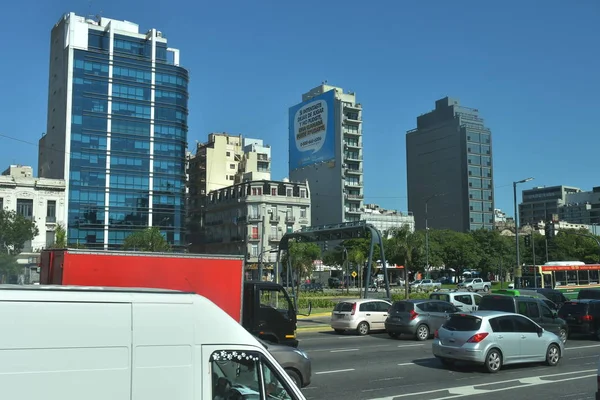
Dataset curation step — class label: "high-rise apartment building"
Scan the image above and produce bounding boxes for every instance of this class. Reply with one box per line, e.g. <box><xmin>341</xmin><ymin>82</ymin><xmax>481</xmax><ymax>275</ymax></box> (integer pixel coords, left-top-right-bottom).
<box><xmin>406</xmin><ymin>97</ymin><xmax>494</xmax><ymax>232</ymax></box>
<box><xmin>186</xmin><ymin>133</ymin><xmax>272</xmax><ymax>249</ymax></box>
<box><xmin>38</xmin><ymin>13</ymin><xmax>189</xmax><ymax>249</ymax></box>
<box><xmin>289</xmin><ymin>84</ymin><xmax>364</xmax><ymax>225</ymax></box>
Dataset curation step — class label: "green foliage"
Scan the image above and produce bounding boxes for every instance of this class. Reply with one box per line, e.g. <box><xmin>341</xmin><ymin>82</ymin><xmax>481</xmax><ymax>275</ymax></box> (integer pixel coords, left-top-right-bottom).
<box><xmin>385</xmin><ymin>225</ymin><xmax>424</xmax><ymax>271</ymax></box>
<box><xmin>0</xmin><ymin>253</ymin><xmax>20</xmax><ymax>283</ymax></box>
<box><xmin>48</xmin><ymin>223</ymin><xmax>67</xmax><ymax>249</ymax></box>
<box><xmin>122</xmin><ymin>227</ymin><xmax>172</xmax><ymax>252</ymax></box>
<box><xmin>0</xmin><ymin>209</ymin><xmax>38</xmax><ymax>254</ymax></box>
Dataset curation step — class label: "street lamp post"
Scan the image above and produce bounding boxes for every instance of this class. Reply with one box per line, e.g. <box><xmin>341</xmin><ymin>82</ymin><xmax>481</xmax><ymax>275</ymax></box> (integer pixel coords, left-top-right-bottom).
<box><xmin>424</xmin><ymin>193</ymin><xmax>446</xmax><ymax>279</ymax></box>
<box><xmin>513</xmin><ymin>177</ymin><xmax>534</xmax><ymax>289</ymax></box>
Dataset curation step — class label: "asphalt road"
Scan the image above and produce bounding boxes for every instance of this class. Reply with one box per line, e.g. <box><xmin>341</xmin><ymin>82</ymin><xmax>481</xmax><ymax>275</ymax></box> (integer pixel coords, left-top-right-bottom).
<box><xmin>297</xmin><ymin>329</ymin><xmax>599</xmax><ymax>400</ymax></box>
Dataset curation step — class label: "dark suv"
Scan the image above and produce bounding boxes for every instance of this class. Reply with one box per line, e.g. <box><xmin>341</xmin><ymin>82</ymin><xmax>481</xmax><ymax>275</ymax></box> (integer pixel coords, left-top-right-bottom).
<box><xmin>558</xmin><ymin>300</ymin><xmax>600</xmax><ymax>340</ymax></box>
<box><xmin>478</xmin><ymin>294</ymin><xmax>568</xmax><ymax>343</ymax></box>
<box><xmin>578</xmin><ymin>289</ymin><xmax>600</xmax><ymax>300</ymax></box>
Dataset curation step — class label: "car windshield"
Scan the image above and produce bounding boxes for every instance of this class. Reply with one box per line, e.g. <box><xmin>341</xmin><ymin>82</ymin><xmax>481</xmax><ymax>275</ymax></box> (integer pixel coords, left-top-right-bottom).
<box><xmin>444</xmin><ymin>315</ymin><xmax>482</xmax><ymax>331</ymax></box>
<box><xmin>478</xmin><ymin>296</ymin><xmax>514</xmax><ymax>312</ymax></box>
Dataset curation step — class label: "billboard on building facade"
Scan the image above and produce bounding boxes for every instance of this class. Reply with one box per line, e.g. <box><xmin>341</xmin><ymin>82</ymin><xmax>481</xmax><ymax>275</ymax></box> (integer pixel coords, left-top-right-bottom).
<box><xmin>289</xmin><ymin>89</ymin><xmax>336</xmax><ymax>170</ymax></box>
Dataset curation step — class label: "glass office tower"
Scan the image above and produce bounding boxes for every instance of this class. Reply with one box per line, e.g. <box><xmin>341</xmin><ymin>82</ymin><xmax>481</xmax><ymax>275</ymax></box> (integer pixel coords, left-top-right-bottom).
<box><xmin>38</xmin><ymin>13</ymin><xmax>188</xmax><ymax>249</ymax></box>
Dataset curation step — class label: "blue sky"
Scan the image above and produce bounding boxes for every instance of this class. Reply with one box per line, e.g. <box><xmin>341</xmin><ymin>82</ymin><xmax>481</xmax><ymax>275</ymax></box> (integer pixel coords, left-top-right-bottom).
<box><xmin>1</xmin><ymin>0</ymin><xmax>598</xmax><ymax>218</ymax></box>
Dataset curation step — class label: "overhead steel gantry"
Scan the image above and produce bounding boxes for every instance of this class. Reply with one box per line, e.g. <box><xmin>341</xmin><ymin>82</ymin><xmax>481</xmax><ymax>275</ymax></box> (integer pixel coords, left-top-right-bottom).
<box><xmin>277</xmin><ymin>221</ymin><xmax>391</xmax><ymax>301</ymax></box>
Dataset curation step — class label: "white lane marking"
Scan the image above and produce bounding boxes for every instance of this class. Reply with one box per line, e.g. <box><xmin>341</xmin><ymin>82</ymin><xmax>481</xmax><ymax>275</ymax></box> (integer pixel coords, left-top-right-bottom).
<box><xmin>566</xmin><ymin>344</ymin><xmax>600</xmax><ymax>350</ymax></box>
<box><xmin>366</xmin><ymin>369</ymin><xmax>596</xmax><ymax>400</ymax></box>
<box><xmin>569</xmin><ymin>355</ymin><xmax>598</xmax><ymax>360</ymax></box>
<box><xmin>310</xmin><ymin>343</ymin><xmax>395</xmax><ymax>353</ymax></box>
<box><xmin>371</xmin><ymin>376</ymin><xmax>405</xmax><ymax>383</ymax></box>
<box><xmin>330</xmin><ymin>348</ymin><xmax>359</xmax><ymax>353</ymax></box>
<box><xmin>397</xmin><ymin>344</ymin><xmax>425</xmax><ymax>348</ymax></box>
<box><xmin>315</xmin><ymin>368</ymin><xmax>355</xmax><ymax>375</ymax></box>
<box><xmin>338</xmin><ymin>335</ymin><xmax>368</xmax><ymax>339</ymax></box>
<box><xmin>301</xmin><ymin>387</ymin><xmax>319</xmax><ymax>390</ymax></box>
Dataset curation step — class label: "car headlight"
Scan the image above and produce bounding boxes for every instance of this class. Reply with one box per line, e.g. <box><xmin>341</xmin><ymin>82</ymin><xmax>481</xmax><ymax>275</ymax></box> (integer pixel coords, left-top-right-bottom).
<box><xmin>293</xmin><ymin>349</ymin><xmax>309</xmax><ymax>359</ymax></box>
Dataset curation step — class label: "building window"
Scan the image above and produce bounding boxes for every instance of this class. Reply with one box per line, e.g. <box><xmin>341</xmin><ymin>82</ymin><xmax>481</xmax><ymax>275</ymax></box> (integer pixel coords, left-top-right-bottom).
<box><xmin>0</xmin><ymin>197</ymin><xmax>3</xmax><ymax>210</ymax></box>
<box><xmin>251</xmin><ymin>226</ymin><xmax>259</xmax><ymax>239</ymax></box>
<box><xmin>16</xmin><ymin>199</ymin><xmax>34</xmax><ymax>219</ymax></box>
<box><xmin>47</xmin><ymin>200</ymin><xmax>56</xmax><ymax>222</ymax></box>
<box><xmin>271</xmin><ymin>188</ymin><xmax>277</xmax><ymax>196</ymax></box>
<box><xmin>300</xmin><ymin>189</ymin><xmax>306</xmax><ymax>198</ymax></box>
<box><xmin>252</xmin><ymin>187</ymin><xmax>262</xmax><ymax>196</ymax></box>
<box><xmin>286</xmin><ymin>225</ymin><xmax>293</xmax><ymax>233</ymax></box>
<box><xmin>230</xmin><ymin>164</ymin><xmax>236</xmax><ymax>169</ymax></box>
<box><xmin>226</xmin><ymin>151</ymin><xmax>231</xmax><ymax>157</ymax></box>
<box><xmin>251</xmin><ymin>244</ymin><xmax>259</xmax><ymax>257</ymax></box>
<box><xmin>46</xmin><ymin>230</ymin><xmax>56</xmax><ymax>247</ymax></box>
<box><xmin>286</xmin><ymin>188</ymin><xmax>292</xmax><ymax>197</ymax></box>
<box><xmin>300</xmin><ymin>208</ymin><xmax>307</xmax><ymax>218</ymax></box>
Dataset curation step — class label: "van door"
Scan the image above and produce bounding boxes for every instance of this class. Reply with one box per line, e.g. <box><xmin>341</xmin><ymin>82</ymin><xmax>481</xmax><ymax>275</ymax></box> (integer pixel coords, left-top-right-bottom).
<box><xmin>202</xmin><ymin>345</ymin><xmax>304</xmax><ymax>400</ymax></box>
<box><xmin>454</xmin><ymin>294</ymin><xmax>474</xmax><ymax>312</ymax></box>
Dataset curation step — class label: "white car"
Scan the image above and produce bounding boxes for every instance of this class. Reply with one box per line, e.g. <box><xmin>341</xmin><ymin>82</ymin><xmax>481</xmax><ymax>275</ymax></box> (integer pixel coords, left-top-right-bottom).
<box><xmin>429</xmin><ymin>291</ymin><xmax>482</xmax><ymax>312</ymax></box>
<box><xmin>331</xmin><ymin>299</ymin><xmax>392</xmax><ymax>335</ymax></box>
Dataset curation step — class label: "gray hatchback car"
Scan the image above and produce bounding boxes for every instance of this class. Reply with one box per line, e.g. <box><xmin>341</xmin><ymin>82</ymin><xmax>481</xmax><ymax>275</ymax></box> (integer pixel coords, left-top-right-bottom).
<box><xmin>257</xmin><ymin>338</ymin><xmax>311</xmax><ymax>388</ymax></box>
<box><xmin>432</xmin><ymin>311</ymin><xmax>564</xmax><ymax>373</ymax></box>
<box><xmin>385</xmin><ymin>299</ymin><xmax>459</xmax><ymax>341</ymax></box>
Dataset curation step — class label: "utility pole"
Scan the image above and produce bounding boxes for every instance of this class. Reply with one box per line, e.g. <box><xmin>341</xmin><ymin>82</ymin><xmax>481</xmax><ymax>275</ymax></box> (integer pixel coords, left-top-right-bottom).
<box><xmin>532</xmin><ymin>233</ymin><xmax>537</xmax><ymax>288</ymax></box>
<box><xmin>513</xmin><ymin>177</ymin><xmax>534</xmax><ymax>289</ymax></box>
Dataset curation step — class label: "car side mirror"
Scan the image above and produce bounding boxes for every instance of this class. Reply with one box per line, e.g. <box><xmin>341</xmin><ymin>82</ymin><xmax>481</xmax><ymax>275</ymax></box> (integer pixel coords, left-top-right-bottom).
<box><xmin>551</xmin><ymin>310</ymin><xmax>558</xmax><ymax>318</ymax></box>
<box><xmin>537</xmin><ymin>326</ymin><xmax>544</xmax><ymax>336</ymax></box>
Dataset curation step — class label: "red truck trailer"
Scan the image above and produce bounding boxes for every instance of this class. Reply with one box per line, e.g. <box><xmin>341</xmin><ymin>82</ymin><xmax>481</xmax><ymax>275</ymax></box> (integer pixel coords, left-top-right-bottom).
<box><xmin>39</xmin><ymin>249</ymin><xmax>298</xmax><ymax>346</ymax></box>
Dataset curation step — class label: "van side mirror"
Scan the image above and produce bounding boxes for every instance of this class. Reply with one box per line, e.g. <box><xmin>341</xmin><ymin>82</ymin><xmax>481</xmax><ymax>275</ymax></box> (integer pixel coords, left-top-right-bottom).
<box><xmin>551</xmin><ymin>310</ymin><xmax>557</xmax><ymax>318</ymax></box>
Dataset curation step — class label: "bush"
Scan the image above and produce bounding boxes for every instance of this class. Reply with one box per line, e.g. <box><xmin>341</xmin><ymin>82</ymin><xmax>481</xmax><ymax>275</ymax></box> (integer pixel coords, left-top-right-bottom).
<box><xmin>391</xmin><ymin>292</ymin><xmax>430</xmax><ymax>302</ymax></box>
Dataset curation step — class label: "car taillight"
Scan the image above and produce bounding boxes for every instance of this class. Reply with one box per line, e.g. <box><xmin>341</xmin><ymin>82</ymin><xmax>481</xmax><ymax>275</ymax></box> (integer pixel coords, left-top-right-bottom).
<box><xmin>409</xmin><ymin>310</ymin><xmax>418</xmax><ymax>320</ymax></box>
<box><xmin>434</xmin><ymin>329</ymin><xmax>439</xmax><ymax>338</ymax></box>
<box><xmin>351</xmin><ymin>303</ymin><xmax>357</xmax><ymax>316</ymax></box>
<box><xmin>582</xmin><ymin>315</ymin><xmax>593</xmax><ymax>321</ymax></box>
<box><xmin>466</xmin><ymin>332</ymin><xmax>489</xmax><ymax>343</ymax></box>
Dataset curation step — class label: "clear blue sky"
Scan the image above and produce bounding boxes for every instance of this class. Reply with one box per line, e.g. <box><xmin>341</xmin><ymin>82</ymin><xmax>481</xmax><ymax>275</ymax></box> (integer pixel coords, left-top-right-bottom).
<box><xmin>1</xmin><ymin>0</ymin><xmax>598</xmax><ymax>218</ymax></box>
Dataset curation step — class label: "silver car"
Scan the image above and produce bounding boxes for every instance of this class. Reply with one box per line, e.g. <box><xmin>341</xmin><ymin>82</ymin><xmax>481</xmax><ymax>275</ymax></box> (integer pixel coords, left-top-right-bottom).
<box><xmin>331</xmin><ymin>299</ymin><xmax>392</xmax><ymax>335</ymax></box>
<box><xmin>257</xmin><ymin>338</ymin><xmax>311</xmax><ymax>388</ymax></box>
<box><xmin>385</xmin><ymin>300</ymin><xmax>459</xmax><ymax>341</ymax></box>
<box><xmin>432</xmin><ymin>311</ymin><xmax>564</xmax><ymax>373</ymax></box>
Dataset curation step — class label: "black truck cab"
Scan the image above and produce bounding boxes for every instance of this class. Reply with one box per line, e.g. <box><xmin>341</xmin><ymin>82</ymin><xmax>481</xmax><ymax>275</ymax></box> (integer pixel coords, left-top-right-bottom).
<box><xmin>242</xmin><ymin>281</ymin><xmax>298</xmax><ymax>347</ymax></box>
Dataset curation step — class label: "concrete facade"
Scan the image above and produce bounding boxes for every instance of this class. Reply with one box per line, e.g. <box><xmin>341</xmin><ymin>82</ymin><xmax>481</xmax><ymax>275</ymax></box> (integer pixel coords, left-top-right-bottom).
<box><xmin>0</xmin><ymin>165</ymin><xmax>66</xmax><ymax>252</ymax></box>
<box><xmin>406</xmin><ymin>97</ymin><xmax>494</xmax><ymax>232</ymax></box>
<box><xmin>203</xmin><ymin>179</ymin><xmax>311</xmax><ymax>279</ymax></box>
<box><xmin>289</xmin><ymin>84</ymin><xmax>364</xmax><ymax>226</ymax></box>
<box><xmin>360</xmin><ymin>204</ymin><xmax>415</xmax><ymax>237</ymax></box>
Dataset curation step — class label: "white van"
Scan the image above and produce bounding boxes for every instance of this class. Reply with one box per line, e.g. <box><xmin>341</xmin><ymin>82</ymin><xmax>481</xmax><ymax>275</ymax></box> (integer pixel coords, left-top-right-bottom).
<box><xmin>0</xmin><ymin>285</ymin><xmax>305</xmax><ymax>400</ymax></box>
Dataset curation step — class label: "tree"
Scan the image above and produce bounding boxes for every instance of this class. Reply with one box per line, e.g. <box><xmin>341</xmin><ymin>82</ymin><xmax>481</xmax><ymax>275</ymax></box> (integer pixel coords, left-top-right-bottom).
<box><xmin>123</xmin><ymin>227</ymin><xmax>171</xmax><ymax>252</ymax></box>
<box><xmin>284</xmin><ymin>241</ymin><xmax>321</xmax><ymax>296</ymax></box>
<box><xmin>0</xmin><ymin>209</ymin><xmax>38</xmax><ymax>254</ymax></box>
<box><xmin>438</xmin><ymin>230</ymin><xmax>481</xmax><ymax>279</ymax></box>
<box><xmin>385</xmin><ymin>225</ymin><xmax>424</xmax><ymax>297</ymax></box>
<box><xmin>0</xmin><ymin>253</ymin><xmax>19</xmax><ymax>283</ymax></box>
<box><xmin>471</xmin><ymin>229</ymin><xmax>512</xmax><ymax>277</ymax></box>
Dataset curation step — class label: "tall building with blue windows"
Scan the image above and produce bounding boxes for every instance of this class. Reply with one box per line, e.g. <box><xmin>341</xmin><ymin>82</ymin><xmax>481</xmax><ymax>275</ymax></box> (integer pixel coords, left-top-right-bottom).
<box><xmin>38</xmin><ymin>13</ymin><xmax>189</xmax><ymax>249</ymax></box>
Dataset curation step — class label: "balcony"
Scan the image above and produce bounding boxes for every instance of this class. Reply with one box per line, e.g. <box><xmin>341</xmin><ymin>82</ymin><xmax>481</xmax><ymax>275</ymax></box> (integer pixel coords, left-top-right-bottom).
<box><xmin>247</xmin><ymin>214</ymin><xmax>262</xmax><ymax>222</ymax></box>
<box><xmin>269</xmin><ymin>215</ymin><xmax>281</xmax><ymax>223</ymax></box>
<box><xmin>285</xmin><ymin>216</ymin><xmax>296</xmax><ymax>223</ymax></box>
<box><xmin>344</xmin><ymin>153</ymin><xmax>362</xmax><ymax>161</ymax></box>
<box><xmin>343</xmin><ymin>128</ymin><xmax>361</xmax><ymax>136</ymax></box>
<box><xmin>344</xmin><ymin>103</ymin><xmax>362</xmax><ymax>111</ymax></box>
<box><xmin>248</xmin><ymin>235</ymin><xmax>260</xmax><ymax>242</ymax></box>
<box><xmin>269</xmin><ymin>235</ymin><xmax>281</xmax><ymax>242</ymax></box>
<box><xmin>346</xmin><ymin>193</ymin><xmax>364</xmax><ymax>199</ymax></box>
<box><xmin>344</xmin><ymin>141</ymin><xmax>361</xmax><ymax>149</ymax></box>
<box><xmin>346</xmin><ymin>168</ymin><xmax>362</xmax><ymax>175</ymax></box>
<box><xmin>344</xmin><ymin>114</ymin><xmax>361</xmax><ymax>124</ymax></box>
<box><xmin>345</xmin><ymin>208</ymin><xmax>362</xmax><ymax>215</ymax></box>
<box><xmin>344</xmin><ymin>181</ymin><xmax>363</xmax><ymax>188</ymax></box>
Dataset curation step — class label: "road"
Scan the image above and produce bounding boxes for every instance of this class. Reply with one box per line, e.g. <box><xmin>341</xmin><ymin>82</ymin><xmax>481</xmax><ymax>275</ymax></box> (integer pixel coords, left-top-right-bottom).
<box><xmin>297</xmin><ymin>328</ymin><xmax>599</xmax><ymax>400</ymax></box>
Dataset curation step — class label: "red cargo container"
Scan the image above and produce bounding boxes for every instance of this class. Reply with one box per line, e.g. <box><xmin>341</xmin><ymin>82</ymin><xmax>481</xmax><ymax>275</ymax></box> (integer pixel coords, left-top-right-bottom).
<box><xmin>39</xmin><ymin>249</ymin><xmax>244</xmax><ymax>322</ymax></box>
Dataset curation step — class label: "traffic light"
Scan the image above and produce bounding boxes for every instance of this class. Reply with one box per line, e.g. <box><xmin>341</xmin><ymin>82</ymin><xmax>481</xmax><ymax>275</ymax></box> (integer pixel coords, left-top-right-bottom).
<box><xmin>545</xmin><ymin>222</ymin><xmax>556</xmax><ymax>239</ymax></box>
<box><xmin>524</xmin><ymin>235</ymin><xmax>531</xmax><ymax>247</ymax></box>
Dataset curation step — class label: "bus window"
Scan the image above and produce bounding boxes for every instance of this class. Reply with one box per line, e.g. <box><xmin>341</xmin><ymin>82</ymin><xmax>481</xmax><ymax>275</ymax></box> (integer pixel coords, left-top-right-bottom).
<box><xmin>555</xmin><ymin>271</ymin><xmax>566</xmax><ymax>286</ymax></box>
<box><xmin>591</xmin><ymin>270</ymin><xmax>599</xmax><ymax>284</ymax></box>
<box><xmin>580</xmin><ymin>270</ymin><xmax>589</xmax><ymax>285</ymax></box>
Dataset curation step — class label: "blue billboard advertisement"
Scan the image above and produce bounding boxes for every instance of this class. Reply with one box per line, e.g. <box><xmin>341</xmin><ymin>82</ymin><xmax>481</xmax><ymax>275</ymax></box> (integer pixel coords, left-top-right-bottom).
<box><xmin>289</xmin><ymin>89</ymin><xmax>336</xmax><ymax>170</ymax></box>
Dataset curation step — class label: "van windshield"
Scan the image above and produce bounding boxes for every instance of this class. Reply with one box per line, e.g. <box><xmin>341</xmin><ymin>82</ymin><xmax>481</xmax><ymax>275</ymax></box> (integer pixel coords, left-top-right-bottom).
<box><xmin>478</xmin><ymin>296</ymin><xmax>514</xmax><ymax>312</ymax></box>
<box><xmin>430</xmin><ymin>293</ymin><xmax>450</xmax><ymax>302</ymax></box>
<box><xmin>578</xmin><ymin>290</ymin><xmax>600</xmax><ymax>300</ymax></box>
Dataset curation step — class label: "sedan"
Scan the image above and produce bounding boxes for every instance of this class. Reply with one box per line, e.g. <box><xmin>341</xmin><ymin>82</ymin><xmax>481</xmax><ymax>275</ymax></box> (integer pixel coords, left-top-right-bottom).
<box><xmin>432</xmin><ymin>311</ymin><xmax>564</xmax><ymax>373</ymax></box>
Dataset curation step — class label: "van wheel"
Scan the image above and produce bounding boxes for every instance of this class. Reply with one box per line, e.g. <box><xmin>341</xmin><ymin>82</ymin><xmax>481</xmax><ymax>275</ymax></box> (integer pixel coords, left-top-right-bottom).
<box><xmin>357</xmin><ymin>321</ymin><xmax>370</xmax><ymax>336</ymax></box>
<box><xmin>484</xmin><ymin>349</ymin><xmax>502</xmax><ymax>373</ymax></box>
<box><xmin>416</xmin><ymin>324</ymin><xmax>429</xmax><ymax>341</ymax></box>
<box><xmin>285</xmin><ymin>368</ymin><xmax>302</xmax><ymax>387</ymax></box>
<box><xmin>546</xmin><ymin>344</ymin><xmax>561</xmax><ymax>366</ymax></box>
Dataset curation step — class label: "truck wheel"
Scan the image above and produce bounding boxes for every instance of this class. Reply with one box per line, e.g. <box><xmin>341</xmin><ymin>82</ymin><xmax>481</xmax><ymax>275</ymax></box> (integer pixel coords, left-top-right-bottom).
<box><xmin>483</xmin><ymin>286</ymin><xmax>489</xmax><ymax>293</ymax></box>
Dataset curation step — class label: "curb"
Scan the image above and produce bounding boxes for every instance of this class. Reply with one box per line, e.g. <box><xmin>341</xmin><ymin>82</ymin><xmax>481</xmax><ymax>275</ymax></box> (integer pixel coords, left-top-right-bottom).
<box><xmin>297</xmin><ymin>312</ymin><xmax>330</xmax><ymax>320</ymax></box>
<box><xmin>297</xmin><ymin>325</ymin><xmax>332</xmax><ymax>333</ymax></box>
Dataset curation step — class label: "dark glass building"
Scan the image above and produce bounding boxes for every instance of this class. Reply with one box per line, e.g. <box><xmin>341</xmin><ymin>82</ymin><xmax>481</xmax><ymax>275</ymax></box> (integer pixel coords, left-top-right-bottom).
<box><xmin>38</xmin><ymin>13</ymin><xmax>188</xmax><ymax>249</ymax></box>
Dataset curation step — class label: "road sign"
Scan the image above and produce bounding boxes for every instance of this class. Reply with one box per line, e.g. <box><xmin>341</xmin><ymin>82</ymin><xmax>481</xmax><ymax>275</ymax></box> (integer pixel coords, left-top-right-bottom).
<box><xmin>351</xmin><ymin>271</ymin><xmax>357</xmax><ymax>278</ymax></box>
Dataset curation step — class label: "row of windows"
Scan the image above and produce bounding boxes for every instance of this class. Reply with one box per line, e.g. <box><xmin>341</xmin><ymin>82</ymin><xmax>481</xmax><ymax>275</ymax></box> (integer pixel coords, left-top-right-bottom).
<box><xmin>468</xmin><ymin>166</ymin><xmax>492</xmax><ymax>178</ymax></box>
<box><xmin>155</xmin><ymin>124</ymin><xmax>186</xmax><ymax>140</ymax></box>
<box><xmin>73</xmin><ymin>76</ymin><xmax>109</xmax><ymax>95</ymax></box>
<box><xmin>470</xmin><ymin>224</ymin><xmax>494</xmax><ymax>231</ymax></box>
<box><xmin>110</xmin><ymin>175</ymin><xmax>150</xmax><ymax>190</ymax></box>
<box><xmin>69</xmin><ymin>171</ymin><xmax>106</xmax><ymax>187</ymax></box>
<box><xmin>470</xmin><ymin>213</ymin><xmax>494</xmax><ymax>224</ymax></box>
<box><xmin>74</xmin><ymin>58</ymin><xmax>109</xmax><ymax>76</ymax></box>
<box><xmin>113</xmin><ymin>66</ymin><xmax>152</xmax><ymax>84</ymax></box>
<box><xmin>111</xmin><ymin>136</ymin><xmax>150</xmax><ymax>153</ymax></box>
<box><xmin>112</xmin><ymin>102</ymin><xmax>151</xmax><ymax>119</ymax></box>
<box><xmin>467</xmin><ymin>131</ymin><xmax>491</xmax><ymax>144</ymax></box>
<box><xmin>111</xmin><ymin>155</ymin><xmax>150</xmax><ymax>170</ymax></box>
<box><xmin>113</xmin><ymin>84</ymin><xmax>151</xmax><ymax>101</ymax></box>
<box><xmin>70</xmin><ymin>151</ymin><xmax>107</xmax><ymax>167</ymax></box>
<box><xmin>155</xmin><ymin>73</ymin><xmax>188</xmax><ymax>89</ymax></box>
<box><xmin>71</xmin><ymin>133</ymin><xmax>107</xmax><ymax>151</ymax></box>
<box><xmin>113</xmin><ymin>118</ymin><xmax>150</xmax><ymax>136</ymax></box>
<box><xmin>469</xmin><ymin>189</ymin><xmax>493</xmax><ymax>201</ymax></box>
<box><xmin>468</xmin><ymin>155</ymin><xmax>492</xmax><ymax>166</ymax></box>
<box><xmin>69</xmin><ymin>189</ymin><xmax>105</xmax><ymax>202</ymax></box>
<box><xmin>467</xmin><ymin>144</ymin><xmax>491</xmax><ymax>155</ymax></box>
<box><xmin>468</xmin><ymin>178</ymin><xmax>493</xmax><ymax>190</ymax></box>
<box><xmin>469</xmin><ymin>201</ymin><xmax>494</xmax><ymax>212</ymax></box>
<box><xmin>156</xmin><ymin>107</ymin><xmax>187</xmax><ymax>124</ymax></box>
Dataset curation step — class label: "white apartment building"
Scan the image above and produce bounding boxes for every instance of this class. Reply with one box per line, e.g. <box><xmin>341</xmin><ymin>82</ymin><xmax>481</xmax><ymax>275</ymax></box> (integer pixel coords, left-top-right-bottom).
<box><xmin>203</xmin><ymin>179</ymin><xmax>311</xmax><ymax>280</ymax></box>
<box><xmin>289</xmin><ymin>84</ymin><xmax>364</xmax><ymax>226</ymax></box>
<box><xmin>0</xmin><ymin>166</ymin><xmax>66</xmax><ymax>277</ymax></box>
<box><xmin>360</xmin><ymin>204</ymin><xmax>415</xmax><ymax>237</ymax></box>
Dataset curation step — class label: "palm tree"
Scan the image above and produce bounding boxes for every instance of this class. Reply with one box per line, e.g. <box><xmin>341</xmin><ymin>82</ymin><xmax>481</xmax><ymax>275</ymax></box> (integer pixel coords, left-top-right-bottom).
<box><xmin>385</xmin><ymin>225</ymin><xmax>424</xmax><ymax>298</ymax></box>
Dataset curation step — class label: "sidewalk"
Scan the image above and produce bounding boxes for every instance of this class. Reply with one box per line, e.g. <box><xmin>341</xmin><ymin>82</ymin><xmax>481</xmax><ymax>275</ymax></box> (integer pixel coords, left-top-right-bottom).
<box><xmin>297</xmin><ymin>314</ymin><xmax>331</xmax><ymax>333</ymax></box>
